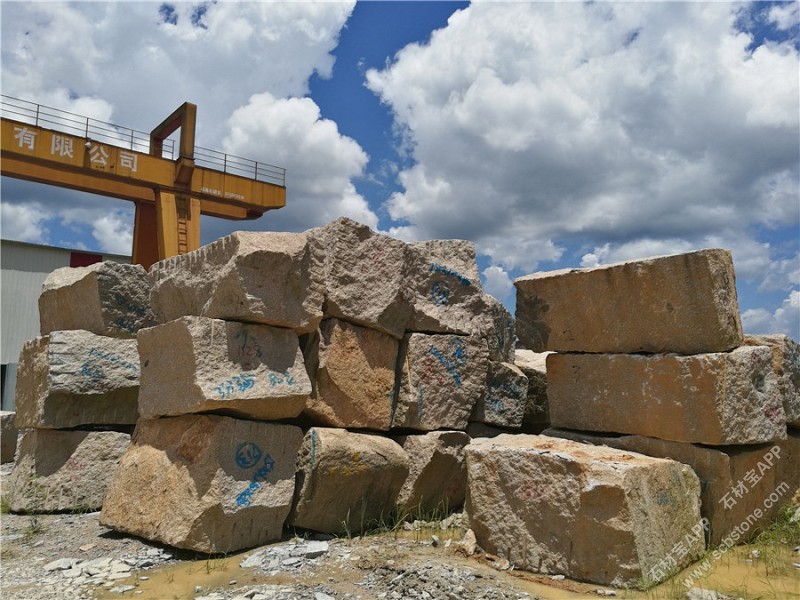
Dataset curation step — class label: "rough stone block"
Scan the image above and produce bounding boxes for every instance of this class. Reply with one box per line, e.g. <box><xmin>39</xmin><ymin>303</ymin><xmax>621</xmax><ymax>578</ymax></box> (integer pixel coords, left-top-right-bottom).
<box><xmin>391</xmin><ymin>333</ymin><xmax>489</xmax><ymax>431</ymax></box>
<box><xmin>745</xmin><ymin>334</ymin><xmax>800</xmax><ymax>427</ymax></box>
<box><xmin>406</xmin><ymin>239</ymin><xmax>484</xmax><ymax>336</ymax></box>
<box><xmin>149</xmin><ymin>231</ymin><xmax>325</xmax><ymax>333</ymax></box>
<box><xmin>302</xmin><ymin>318</ymin><xmax>398</xmax><ymax>431</ymax></box>
<box><xmin>515</xmin><ymin>249</ymin><xmax>743</xmax><ymax>354</ymax></box>
<box><xmin>394</xmin><ymin>431</ymin><xmax>470</xmax><ymax>514</ymax></box>
<box><xmin>547</xmin><ymin>347</ymin><xmax>786</xmax><ymax>445</ymax></box>
<box><xmin>15</xmin><ymin>331</ymin><xmax>139</xmax><ymax>429</ymax></box>
<box><xmin>545</xmin><ymin>428</ymin><xmax>800</xmax><ymax>546</ymax></box>
<box><xmin>290</xmin><ymin>428</ymin><xmax>409</xmax><ymax>534</ymax></box>
<box><xmin>465</xmin><ymin>435</ymin><xmax>704</xmax><ymax>587</ymax></box>
<box><xmin>470</xmin><ymin>362</ymin><xmax>527</xmax><ymax>429</ymax></box>
<box><xmin>39</xmin><ymin>261</ymin><xmax>156</xmax><ymax>338</ymax></box>
<box><xmin>100</xmin><ymin>415</ymin><xmax>303</xmax><ymax>553</ymax></box>
<box><xmin>474</xmin><ymin>294</ymin><xmax>516</xmax><ymax>362</ymax></box>
<box><xmin>137</xmin><ymin>316</ymin><xmax>310</xmax><ymax>420</ymax></box>
<box><xmin>514</xmin><ymin>349</ymin><xmax>551</xmax><ymax>434</ymax></box>
<box><xmin>8</xmin><ymin>429</ymin><xmax>130</xmax><ymax>513</ymax></box>
<box><xmin>309</xmin><ymin>217</ymin><xmax>412</xmax><ymax>339</ymax></box>
<box><xmin>1</xmin><ymin>411</ymin><xmax>17</xmax><ymax>463</ymax></box>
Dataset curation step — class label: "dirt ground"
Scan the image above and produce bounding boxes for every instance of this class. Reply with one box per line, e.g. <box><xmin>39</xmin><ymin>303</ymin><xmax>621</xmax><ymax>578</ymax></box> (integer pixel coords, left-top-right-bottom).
<box><xmin>2</xmin><ymin>461</ymin><xmax>799</xmax><ymax>600</ymax></box>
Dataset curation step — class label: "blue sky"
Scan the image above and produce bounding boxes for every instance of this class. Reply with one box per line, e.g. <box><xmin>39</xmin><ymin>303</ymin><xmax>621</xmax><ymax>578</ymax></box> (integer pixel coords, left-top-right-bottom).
<box><xmin>1</xmin><ymin>1</ymin><xmax>798</xmax><ymax>337</ymax></box>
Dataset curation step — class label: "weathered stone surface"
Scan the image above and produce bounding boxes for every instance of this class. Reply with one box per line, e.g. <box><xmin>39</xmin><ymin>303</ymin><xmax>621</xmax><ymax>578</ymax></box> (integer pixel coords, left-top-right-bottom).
<box><xmin>1</xmin><ymin>411</ymin><xmax>17</xmax><ymax>463</ymax></box>
<box><xmin>149</xmin><ymin>231</ymin><xmax>325</xmax><ymax>333</ymax></box>
<box><xmin>15</xmin><ymin>331</ymin><xmax>139</xmax><ymax>429</ymax></box>
<box><xmin>745</xmin><ymin>334</ymin><xmax>800</xmax><ymax>427</ymax></box>
<box><xmin>406</xmin><ymin>239</ymin><xmax>483</xmax><ymax>336</ymax></box>
<box><xmin>394</xmin><ymin>431</ymin><xmax>470</xmax><ymax>514</ymax></box>
<box><xmin>8</xmin><ymin>429</ymin><xmax>130</xmax><ymax>513</ymax></box>
<box><xmin>391</xmin><ymin>333</ymin><xmax>489</xmax><ymax>431</ymax></box>
<box><xmin>309</xmin><ymin>217</ymin><xmax>411</xmax><ymax>339</ymax></box>
<box><xmin>302</xmin><ymin>318</ymin><xmax>398</xmax><ymax>431</ymax></box>
<box><xmin>545</xmin><ymin>428</ymin><xmax>800</xmax><ymax>546</ymax></box>
<box><xmin>547</xmin><ymin>347</ymin><xmax>786</xmax><ymax>445</ymax></box>
<box><xmin>515</xmin><ymin>249</ymin><xmax>743</xmax><ymax>354</ymax></box>
<box><xmin>470</xmin><ymin>362</ymin><xmax>527</xmax><ymax>429</ymax></box>
<box><xmin>514</xmin><ymin>349</ymin><xmax>550</xmax><ymax>434</ymax></box>
<box><xmin>290</xmin><ymin>428</ymin><xmax>409</xmax><ymax>534</ymax></box>
<box><xmin>39</xmin><ymin>261</ymin><xmax>156</xmax><ymax>338</ymax></box>
<box><xmin>465</xmin><ymin>435</ymin><xmax>704</xmax><ymax>587</ymax></box>
<box><xmin>137</xmin><ymin>316</ymin><xmax>310</xmax><ymax>420</ymax></box>
<box><xmin>100</xmin><ymin>415</ymin><xmax>303</xmax><ymax>553</ymax></box>
<box><xmin>475</xmin><ymin>295</ymin><xmax>516</xmax><ymax>362</ymax></box>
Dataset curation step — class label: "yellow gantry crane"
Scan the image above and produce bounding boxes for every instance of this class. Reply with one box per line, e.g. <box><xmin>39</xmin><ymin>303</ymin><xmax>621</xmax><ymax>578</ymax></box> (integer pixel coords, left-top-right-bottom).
<box><xmin>1</xmin><ymin>96</ymin><xmax>286</xmax><ymax>268</ymax></box>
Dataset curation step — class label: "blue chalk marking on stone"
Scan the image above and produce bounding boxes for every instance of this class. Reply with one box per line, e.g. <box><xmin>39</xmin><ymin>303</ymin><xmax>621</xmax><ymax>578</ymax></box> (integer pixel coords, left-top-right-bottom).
<box><xmin>429</xmin><ymin>263</ymin><xmax>471</xmax><ymax>286</ymax></box>
<box><xmin>430</xmin><ymin>281</ymin><xmax>451</xmax><ymax>305</ymax></box>
<box><xmin>252</xmin><ymin>454</ymin><xmax>275</xmax><ymax>482</ymax></box>
<box><xmin>428</xmin><ymin>338</ymin><xmax>467</xmax><ymax>388</ymax></box>
<box><xmin>235</xmin><ymin>452</ymin><xmax>276</xmax><ymax>507</ymax></box>
<box><xmin>235</xmin><ymin>441</ymin><xmax>262</xmax><ymax>469</ymax></box>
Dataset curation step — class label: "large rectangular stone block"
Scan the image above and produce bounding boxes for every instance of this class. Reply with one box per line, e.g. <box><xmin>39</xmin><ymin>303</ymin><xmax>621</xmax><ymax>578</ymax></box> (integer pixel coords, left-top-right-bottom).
<box><xmin>290</xmin><ymin>428</ymin><xmax>409</xmax><ymax>534</ymax></box>
<box><xmin>465</xmin><ymin>435</ymin><xmax>704</xmax><ymax>588</ymax></box>
<box><xmin>391</xmin><ymin>333</ymin><xmax>488</xmax><ymax>431</ymax></box>
<box><xmin>1</xmin><ymin>411</ymin><xmax>17</xmax><ymax>463</ymax></box>
<box><xmin>476</xmin><ymin>294</ymin><xmax>517</xmax><ymax>363</ymax></box>
<box><xmin>302</xmin><ymin>318</ymin><xmax>398</xmax><ymax>431</ymax></box>
<box><xmin>100</xmin><ymin>415</ymin><xmax>303</xmax><ymax>553</ymax></box>
<box><xmin>137</xmin><ymin>316</ymin><xmax>310</xmax><ymax>420</ymax></box>
<box><xmin>149</xmin><ymin>231</ymin><xmax>325</xmax><ymax>333</ymax></box>
<box><xmin>514</xmin><ymin>349</ymin><xmax>551</xmax><ymax>434</ymax></box>
<box><xmin>515</xmin><ymin>249</ymin><xmax>743</xmax><ymax>354</ymax></box>
<box><xmin>309</xmin><ymin>217</ymin><xmax>412</xmax><ymax>339</ymax></box>
<box><xmin>39</xmin><ymin>261</ymin><xmax>156</xmax><ymax>338</ymax></box>
<box><xmin>544</xmin><ymin>428</ymin><xmax>800</xmax><ymax>546</ymax></box>
<box><xmin>394</xmin><ymin>431</ymin><xmax>470</xmax><ymax>515</ymax></box>
<box><xmin>745</xmin><ymin>334</ymin><xmax>800</xmax><ymax>427</ymax></box>
<box><xmin>15</xmin><ymin>331</ymin><xmax>139</xmax><ymax>429</ymax></box>
<box><xmin>469</xmin><ymin>361</ymin><xmax>527</xmax><ymax>429</ymax></box>
<box><xmin>547</xmin><ymin>346</ymin><xmax>786</xmax><ymax>445</ymax></box>
<box><xmin>406</xmin><ymin>239</ymin><xmax>484</xmax><ymax>336</ymax></box>
<box><xmin>8</xmin><ymin>429</ymin><xmax>130</xmax><ymax>513</ymax></box>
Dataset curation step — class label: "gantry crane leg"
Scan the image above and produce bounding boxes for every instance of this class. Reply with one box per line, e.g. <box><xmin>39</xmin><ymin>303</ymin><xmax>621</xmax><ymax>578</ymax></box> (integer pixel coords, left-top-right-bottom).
<box><xmin>132</xmin><ymin>202</ymin><xmax>159</xmax><ymax>268</ymax></box>
<box><xmin>156</xmin><ymin>192</ymin><xmax>201</xmax><ymax>258</ymax></box>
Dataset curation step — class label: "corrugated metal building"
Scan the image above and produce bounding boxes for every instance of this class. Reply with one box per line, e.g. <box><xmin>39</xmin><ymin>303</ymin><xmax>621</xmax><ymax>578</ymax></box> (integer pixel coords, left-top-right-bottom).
<box><xmin>1</xmin><ymin>239</ymin><xmax>129</xmax><ymax>410</ymax></box>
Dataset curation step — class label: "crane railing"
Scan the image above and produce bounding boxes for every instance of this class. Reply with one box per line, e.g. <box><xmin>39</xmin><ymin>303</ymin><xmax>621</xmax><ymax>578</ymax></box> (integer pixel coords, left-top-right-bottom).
<box><xmin>1</xmin><ymin>95</ymin><xmax>285</xmax><ymax>187</ymax></box>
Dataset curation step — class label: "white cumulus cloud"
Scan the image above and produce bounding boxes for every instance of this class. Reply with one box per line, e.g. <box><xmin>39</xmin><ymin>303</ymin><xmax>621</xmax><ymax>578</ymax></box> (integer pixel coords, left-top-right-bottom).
<box><xmin>92</xmin><ymin>211</ymin><xmax>134</xmax><ymax>255</ymax></box>
<box><xmin>217</xmin><ymin>92</ymin><xmax>375</xmax><ymax>235</ymax></box>
<box><xmin>482</xmin><ymin>265</ymin><xmax>514</xmax><ymax>302</ymax></box>
<box><xmin>742</xmin><ymin>289</ymin><xmax>800</xmax><ymax>336</ymax></box>
<box><xmin>0</xmin><ymin>202</ymin><xmax>50</xmax><ymax>244</ymax></box>
<box><xmin>1</xmin><ymin>1</ymin><xmax>361</xmax><ymax>249</ymax></box>
<box><xmin>367</xmin><ymin>1</ymin><xmax>799</xmax><ymax>286</ymax></box>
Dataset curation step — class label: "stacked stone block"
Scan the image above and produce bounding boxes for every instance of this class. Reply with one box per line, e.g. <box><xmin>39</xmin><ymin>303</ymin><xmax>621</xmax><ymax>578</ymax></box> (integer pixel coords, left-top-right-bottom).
<box><xmin>514</xmin><ymin>248</ymin><xmax>797</xmax><ymax>561</ymax></box>
<box><xmin>14</xmin><ymin>221</ymin><xmax>795</xmax><ymax>591</ymax></box>
<box><xmin>8</xmin><ymin>261</ymin><xmax>152</xmax><ymax>512</ymax></box>
<box><xmin>1</xmin><ymin>411</ymin><xmax>18</xmax><ymax>463</ymax></box>
<box><xmin>98</xmin><ymin>217</ymin><xmax>507</xmax><ymax>552</ymax></box>
<box><xmin>465</xmin><ymin>435</ymin><xmax>705</xmax><ymax>587</ymax></box>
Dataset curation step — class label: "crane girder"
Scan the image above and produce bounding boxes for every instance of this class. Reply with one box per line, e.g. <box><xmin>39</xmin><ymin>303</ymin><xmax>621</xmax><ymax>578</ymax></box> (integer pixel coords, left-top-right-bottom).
<box><xmin>1</xmin><ymin>102</ymin><xmax>286</xmax><ymax>268</ymax></box>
